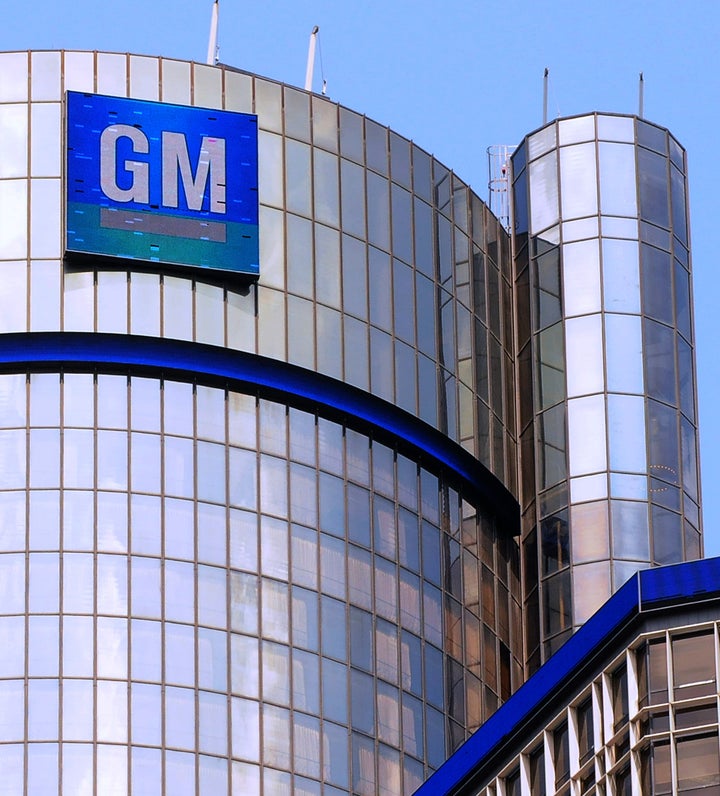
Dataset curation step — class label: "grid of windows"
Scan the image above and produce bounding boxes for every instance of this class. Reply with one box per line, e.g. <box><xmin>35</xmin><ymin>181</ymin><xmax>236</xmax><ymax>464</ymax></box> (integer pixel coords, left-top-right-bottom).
<box><xmin>512</xmin><ymin>113</ymin><xmax>701</xmax><ymax>668</ymax></box>
<box><xmin>472</xmin><ymin>623</ymin><xmax>720</xmax><ymax>796</ymax></box>
<box><xmin>0</xmin><ymin>50</ymin><xmax>516</xmax><ymax>490</ymax></box>
<box><xmin>0</xmin><ymin>372</ymin><xmax>521</xmax><ymax>794</ymax></box>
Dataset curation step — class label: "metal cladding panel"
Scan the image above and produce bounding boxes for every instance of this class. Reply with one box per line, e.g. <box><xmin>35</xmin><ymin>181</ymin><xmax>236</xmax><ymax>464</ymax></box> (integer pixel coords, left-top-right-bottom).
<box><xmin>66</xmin><ymin>91</ymin><xmax>259</xmax><ymax>275</ymax></box>
<box><xmin>640</xmin><ymin>557</ymin><xmax>720</xmax><ymax>608</ymax></box>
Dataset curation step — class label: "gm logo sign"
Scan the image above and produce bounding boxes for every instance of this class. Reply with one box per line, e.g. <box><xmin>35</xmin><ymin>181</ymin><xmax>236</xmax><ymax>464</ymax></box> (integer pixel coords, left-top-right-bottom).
<box><xmin>66</xmin><ymin>91</ymin><xmax>259</xmax><ymax>276</ymax></box>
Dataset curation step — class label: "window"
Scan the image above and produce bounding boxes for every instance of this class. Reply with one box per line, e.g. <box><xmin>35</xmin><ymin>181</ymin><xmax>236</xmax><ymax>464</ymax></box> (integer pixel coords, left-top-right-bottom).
<box><xmin>553</xmin><ymin>721</ymin><xmax>569</xmax><ymax>788</ymax></box>
<box><xmin>529</xmin><ymin>745</ymin><xmax>546</xmax><ymax>796</ymax></box>
<box><xmin>672</xmin><ymin>632</ymin><xmax>716</xmax><ymax>701</ymax></box>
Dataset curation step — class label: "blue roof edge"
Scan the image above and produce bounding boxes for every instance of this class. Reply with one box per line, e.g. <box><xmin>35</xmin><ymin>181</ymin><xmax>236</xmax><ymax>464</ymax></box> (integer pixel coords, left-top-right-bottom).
<box><xmin>416</xmin><ymin>556</ymin><xmax>720</xmax><ymax>796</ymax></box>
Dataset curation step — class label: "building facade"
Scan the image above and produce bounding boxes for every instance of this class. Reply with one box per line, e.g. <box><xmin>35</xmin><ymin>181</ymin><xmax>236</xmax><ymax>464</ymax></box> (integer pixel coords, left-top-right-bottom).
<box><xmin>0</xmin><ymin>50</ymin><xmax>702</xmax><ymax>795</ymax></box>
<box><xmin>0</xmin><ymin>50</ymin><xmax>525</xmax><ymax>795</ymax></box>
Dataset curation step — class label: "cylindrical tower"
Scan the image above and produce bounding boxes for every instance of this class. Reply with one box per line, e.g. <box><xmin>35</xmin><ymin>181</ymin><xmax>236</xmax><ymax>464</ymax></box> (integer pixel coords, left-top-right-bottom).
<box><xmin>0</xmin><ymin>51</ymin><xmax>521</xmax><ymax>794</ymax></box>
<box><xmin>512</xmin><ymin>113</ymin><xmax>701</xmax><ymax>669</ymax></box>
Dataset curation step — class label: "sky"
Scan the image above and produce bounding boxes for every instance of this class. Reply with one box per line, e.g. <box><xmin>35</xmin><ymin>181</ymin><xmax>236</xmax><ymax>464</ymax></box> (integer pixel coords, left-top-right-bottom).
<box><xmin>4</xmin><ymin>0</ymin><xmax>720</xmax><ymax>553</ymax></box>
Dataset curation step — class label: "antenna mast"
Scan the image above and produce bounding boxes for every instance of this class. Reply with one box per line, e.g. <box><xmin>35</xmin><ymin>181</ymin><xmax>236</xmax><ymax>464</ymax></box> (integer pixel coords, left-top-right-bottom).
<box><xmin>206</xmin><ymin>0</ymin><xmax>220</xmax><ymax>66</ymax></box>
<box><xmin>305</xmin><ymin>26</ymin><xmax>320</xmax><ymax>91</ymax></box>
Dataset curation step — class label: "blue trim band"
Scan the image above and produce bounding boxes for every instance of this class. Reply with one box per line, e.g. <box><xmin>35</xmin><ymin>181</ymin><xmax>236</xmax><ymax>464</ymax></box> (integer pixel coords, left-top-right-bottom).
<box><xmin>0</xmin><ymin>332</ymin><xmax>519</xmax><ymax>532</ymax></box>
<box><xmin>416</xmin><ymin>557</ymin><xmax>720</xmax><ymax>796</ymax></box>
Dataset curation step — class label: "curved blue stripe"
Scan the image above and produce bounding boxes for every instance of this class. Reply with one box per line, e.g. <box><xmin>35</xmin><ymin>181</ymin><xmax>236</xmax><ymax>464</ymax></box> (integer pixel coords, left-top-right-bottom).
<box><xmin>0</xmin><ymin>333</ymin><xmax>519</xmax><ymax>532</ymax></box>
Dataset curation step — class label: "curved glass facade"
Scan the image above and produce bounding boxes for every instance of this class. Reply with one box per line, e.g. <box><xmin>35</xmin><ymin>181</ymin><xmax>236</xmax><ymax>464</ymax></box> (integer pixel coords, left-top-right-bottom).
<box><xmin>0</xmin><ymin>51</ymin><xmax>522</xmax><ymax>794</ymax></box>
<box><xmin>512</xmin><ymin>114</ymin><xmax>701</xmax><ymax>667</ymax></box>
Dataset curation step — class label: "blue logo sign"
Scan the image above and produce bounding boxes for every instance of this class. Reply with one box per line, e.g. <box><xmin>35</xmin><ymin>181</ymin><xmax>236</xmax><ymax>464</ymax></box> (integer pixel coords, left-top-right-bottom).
<box><xmin>66</xmin><ymin>91</ymin><xmax>259</xmax><ymax>276</ymax></box>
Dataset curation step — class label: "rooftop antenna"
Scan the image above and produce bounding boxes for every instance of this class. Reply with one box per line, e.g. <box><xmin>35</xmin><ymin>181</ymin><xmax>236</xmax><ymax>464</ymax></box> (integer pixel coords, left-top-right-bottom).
<box><xmin>638</xmin><ymin>71</ymin><xmax>644</xmax><ymax>118</ymax></box>
<box><xmin>305</xmin><ymin>26</ymin><xmax>320</xmax><ymax>92</ymax></box>
<box><xmin>543</xmin><ymin>67</ymin><xmax>549</xmax><ymax>125</ymax></box>
<box><xmin>206</xmin><ymin>0</ymin><xmax>220</xmax><ymax>66</ymax></box>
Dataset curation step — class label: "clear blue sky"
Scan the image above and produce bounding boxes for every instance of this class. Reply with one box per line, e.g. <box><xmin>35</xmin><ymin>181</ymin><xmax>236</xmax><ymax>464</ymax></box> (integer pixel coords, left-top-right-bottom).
<box><xmin>4</xmin><ymin>0</ymin><xmax>720</xmax><ymax>554</ymax></box>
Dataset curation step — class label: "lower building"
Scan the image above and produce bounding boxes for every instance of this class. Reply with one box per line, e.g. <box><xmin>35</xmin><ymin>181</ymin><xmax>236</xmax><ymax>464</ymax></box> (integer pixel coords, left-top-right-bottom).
<box><xmin>416</xmin><ymin>556</ymin><xmax>720</xmax><ymax>795</ymax></box>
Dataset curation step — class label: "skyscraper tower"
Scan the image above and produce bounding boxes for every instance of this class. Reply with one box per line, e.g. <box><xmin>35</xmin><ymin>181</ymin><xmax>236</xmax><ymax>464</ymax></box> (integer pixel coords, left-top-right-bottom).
<box><xmin>511</xmin><ymin>115</ymin><xmax>700</xmax><ymax>670</ymax></box>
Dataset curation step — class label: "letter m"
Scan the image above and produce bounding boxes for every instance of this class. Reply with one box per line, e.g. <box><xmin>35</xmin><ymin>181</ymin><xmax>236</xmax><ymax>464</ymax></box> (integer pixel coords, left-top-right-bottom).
<box><xmin>162</xmin><ymin>132</ymin><xmax>226</xmax><ymax>213</ymax></box>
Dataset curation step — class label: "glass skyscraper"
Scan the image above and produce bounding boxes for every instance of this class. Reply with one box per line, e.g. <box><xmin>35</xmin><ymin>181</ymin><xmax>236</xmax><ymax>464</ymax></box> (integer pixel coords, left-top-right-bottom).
<box><xmin>0</xmin><ymin>50</ymin><xmax>701</xmax><ymax>795</ymax></box>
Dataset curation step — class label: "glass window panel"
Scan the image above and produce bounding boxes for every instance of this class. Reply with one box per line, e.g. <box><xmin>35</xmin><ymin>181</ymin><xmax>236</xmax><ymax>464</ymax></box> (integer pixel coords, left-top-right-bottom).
<box><xmin>0</xmin><ymin>680</ymin><xmax>23</xmax><ymax>743</ymax></box>
<box><xmin>558</xmin><ymin>114</ymin><xmax>595</xmax><ymax>145</ymax></box>
<box><xmin>164</xmin><ymin>560</ymin><xmax>195</xmax><ymax>624</ymax></box>
<box><xmin>528</xmin><ymin>123</ymin><xmax>557</xmax><ymax>160</ymax></box>
<box><xmin>562</xmin><ymin>239</ymin><xmax>601</xmax><ymax>316</ymax></box>
<box><xmin>31</xmin><ymin>51</ymin><xmax>61</xmax><ymax>101</ymax></box>
<box><xmin>0</xmin><ymin>429</ymin><xmax>25</xmax><ymax>490</ymax></box>
<box><xmin>94</xmin><ymin>51</ymin><xmax>126</xmax><ymax>96</ymax></box>
<box><xmin>571</xmin><ymin>501</ymin><xmax>609</xmax><ymax>562</ymax></box>
<box><xmin>129</xmin><ymin>54</ymin><xmax>158</xmax><ymax>100</ymax></box>
<box><xmin>160</xmin><ymin>58</ymin><xmax>191</xmax><ymax>104</ymax></box>
<box><xmin>286</xmin><ymin>139</ymin><xmax>311</xmax><ymax>217</ymax></box>
<box><xmin>0</xmin><ymin>374</ymin><xmax>25</xmax><ymax>428</ymax></box>
<box><xmin>131</xmin><ymin>432</ymin><xmax>161</xmax><ymax>494</ymax></box>
<box><xmin>0</xmin><ymin>180</ymin><xmax>27</xmax><ymax>259</ymax></box>
<box><xmin>638</xmin><ymin>147</ymin><xmax>670</xmax><ymax>228</ymax></box>
<box><xmin>131</xmin><ymin>682</ymin><xmax>162</xmax><ymax>746</ymax></box>
<box><xmin>231</xmin><ymin>698</ymin><xmax>260</xmax><ymax>765</ymax></box>
<box><xmin>367</xmin><ymin>171</ymin><xmax>390</xmax><ymax>250</ymax></box>
<box><xmin>602</xmin><ymin>238</ymin><xmax>640</xmax><ymax>313</ymax></box>
<box><xmin>0</xmin><ymin>104</ymin><xmax>27</xmax><ymax>179</ymax></box>
<box><xmin>197</xmin><ymin>440</ymin><xmax>226</xmax><ymax>504</ymax></box>
<box><xmin>164</xmin><ymin>622</ymin><xmax>195</xmax><ymax>686</ymax></box>
<box><xmin>229</xmin><ymin>634</ymin><xmax>259</xmax><ymax>699</ymax></box>
<box><xmin>645</xmin><ymin>319</ymin><xmax>677</xmax><ymax>406</ymax></box>
<box><xmin>0</xmin><ymin>491</ymin><xmax>25</xmax><ymax>552</ymax></box>
<box><xmin>197</xmin><ymin>502</ymin><xmax>226</xmax><ymax>566</ymax></box>
<box><xmin>321</xmin><ymin>596</ymin><xmax>346</xmax><ymax>661</ymax></box>
<box><xmin>165</xmin><ymin>686</ymin><xmax>196</xmax><ymax>750</ymax></box>
<box><xmin>162</xmin><ymin>276</ymin><xmax>193</xmax><ymax>340</ymax></box>
<box><xmin>612</xmin><ymin>501</ymin><xmax>650</xmax><ymax>559</ymax></box>
<box><xmin>311</xmin><ymin>149</ymin><xmax>340</xmax><ymax>230</ymax></box>
<box><xmin>608</xmin><ymin>394</ymin><xmax>647</xmax><ymax>473</ymax></box>
<box><xmin>565</xmin><ymin>314</ymin><xmax>603</xmax><ymax>397</ymax></box>
<box><xmin>63</xmin><ymin>679</ymin><xmax>94</xmax><ymax>740</ymax></box>
<box><xmin>27</xmin><ymin>746</ymin><xmax>61</xmax><ymax>795</ymax></box>
<box><xmin>164</xmin><ymin>435</ymin><xmax>194</xmax><ymax>499</ymax></box>
<box><xmin>198</xmin><ymin>690</ymin><xmax>227</xmax><ymax>755</ymax></box>
<box><xmin>97</xmin><ymin>374</ymin><xmax>127</xmax><ymax>430</ymax></box>
<box><xmin>164</xmin><ymin>497</ymin><xmax>194</xmax><ymax>561</ymax></box>
<box><xmin>28</xmin><ymin>679</ymin><xmax>59</xmax><ymax>741</ymax></box>
<box><xmin>262</xmin><ymin>579</ymin><xmax>289</xmax><ymax>643</ymax></box>
<box><xmin>538</xmin><ymin>322</ymin><xmax>565</xmax><ymax>409</ymax></box>
<box><xmin>341</xmin><ymin>159</ymin><xmax>366</xmax><ymax>238</ymax></box>
<box><xmin>0</xmin><ymin>616</ymin><xmax>23</xmax><ymax>678</ymax></box>
<box><xmin>30</xmin><ymin>428</ymin><xmax>60</xmax><ymax>488</ymax></box>
<box><xmin>597</xmin><ymin>114</ymin><xmax>634</xmax><ymax>142</ymax></box>
<box><xmin>97</xmin><ymin>680</ymin><xmax>127</xmax><ymax>743</ymax></box>
<box><xmin>642</xmin><ymin>244</ymin><xmax>674</xmax><ymax>325</ymax></box>
<box><xmin>573</xmin><ymin>561</ymin><xmax>611</xmax><ymax>623</ymax></box>
<box><xmin>673</xmin><ymin>633</ymin><xmax>716</xmax><ymax>699</ymax></box>
<box><xmin>524</xmin><ymin>149</ymin><xmax>558</xmax><ymax>232</ymax></box>
<box><xmin>28</xmin><ymin>616</ymin><xmax>60</xmax><ymax>677</ymax></box>
<box><xmin>195</xmin><ymin>282</ymin><xmax>224</xmax><ymax>346</ymax></box>
<box><xmin>230</xmin><ymin>571</ymin><xmax>258</xmax><ymax>637</ymax></box>
<box><xmin>197</xmin><ymin>564</ymin><xmax>227</xmax><ymax>628</ymax></box>
<box><xmin>29</xmin><ymin>490</ymin><xmax>59</xmax><ymax>551</ymax></box>
<box><xmin>29</xmin><ymin>552</ymin><xmax>59</xmax><ymax>612</ymax></box>
<box><xmin>653</xmin><ymin>505</ymin><xmax>683</xmax><ymax>565</ymax></box>
<box><xmin>560</xmin><ymin>142</ymin><xmax>597</xmax><ymax>219</ymax></box>
<box><xmin>599</xmin><ymin>142</ymin><xmax>637</xmax><ymax>216</ymax></box>
<box><xmin>568</xmin><ymin>395</ymin><xmax>607</xmax><ymax>475</ymax></box>
<box><xmin>605</xmin><ymin>314</ymin><xmax>644</xmax><ymax>394</ymax></box>
<box><xmin>96</xmin><ymin>429</ymin><xmax>128</xmax><ymax>490</ymax></box>
<box><xmin>97</xmin><ymin>610</ymin><xmax>128</xmax><ymax>677</ymax></box>
<box><xmin>31</xmin><ymin>382</ymin><xmax>62</xmax><ymax>438</ymax></box>
<box><xmin>263</xmin><ymin>707</ymin><xmax>292</xmax><ymax>770</ymax></box>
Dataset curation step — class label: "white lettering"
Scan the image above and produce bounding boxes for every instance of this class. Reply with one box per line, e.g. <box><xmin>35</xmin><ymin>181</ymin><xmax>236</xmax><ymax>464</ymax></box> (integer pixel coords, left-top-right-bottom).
<box><xmin>162</xmin><ymin>132</ymin><xmax>226</xmax><ymax>213</ymax></box>
<box><xmin>100</xmin><ymin>125</ymin><xmax>150</xmax><ymax>204</ymax></box>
